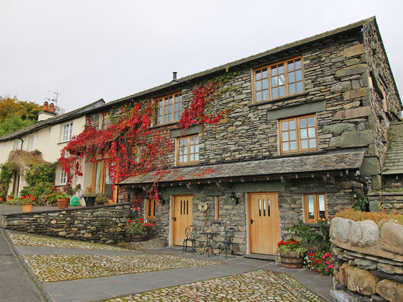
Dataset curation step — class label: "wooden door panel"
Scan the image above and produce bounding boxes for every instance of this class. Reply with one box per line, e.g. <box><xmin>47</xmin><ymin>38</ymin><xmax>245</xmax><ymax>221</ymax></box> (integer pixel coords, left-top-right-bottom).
<box><xmin>249</xmin><ymin>193</ymin><xmax>280</xmax><ymax>255</ymax></box>
<box><xmin>172</xmin><ymin>195</ymin><xmax>193</xmax><ymax>246</ymax></box>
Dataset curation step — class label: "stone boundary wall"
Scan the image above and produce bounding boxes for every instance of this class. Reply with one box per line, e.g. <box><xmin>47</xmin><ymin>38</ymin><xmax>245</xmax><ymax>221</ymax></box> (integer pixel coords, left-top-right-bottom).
<box><xmin>330</xmin><ymin>218</ymin><xmax>403</xmax><ymax>301</ymax></box>
<box><xmin>368</xmin><ymin>192</ymin><xmax>403</xmax><ymax>214</ymax></box>
<box><xmin>2</xmin><ymin>204</ymin><xmax>132</xmax><ymax>244</ymax></box>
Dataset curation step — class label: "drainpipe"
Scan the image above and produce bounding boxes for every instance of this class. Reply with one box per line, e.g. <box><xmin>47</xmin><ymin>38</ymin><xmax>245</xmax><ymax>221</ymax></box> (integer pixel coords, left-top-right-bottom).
<box><xmin>17</xmin><ymin>137</ymin><xmax>24</xmax><ymax>150</ymax></box>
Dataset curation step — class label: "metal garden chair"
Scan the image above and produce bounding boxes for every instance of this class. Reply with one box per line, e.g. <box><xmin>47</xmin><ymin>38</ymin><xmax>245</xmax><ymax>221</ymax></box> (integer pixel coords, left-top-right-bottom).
<box><xmin>182</xmin><ymin>225</ymin><xmax>197</xmax><ymax>254</ymax></box>
<box><xmin>218</xmin><ymin>226</ymin><xmax>236</xmax><ymax>258</ymax></box>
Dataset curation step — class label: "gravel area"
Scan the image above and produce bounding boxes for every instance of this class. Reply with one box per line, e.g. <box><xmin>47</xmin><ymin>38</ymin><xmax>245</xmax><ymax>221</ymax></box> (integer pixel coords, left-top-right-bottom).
<box><xmin>23</xmin><ymin>254</ymin><xmax>215</xmax><ymax>282</ymax></box>
<box><xmin>9</xmin><ymin>233</ymin><xmax>125</xmax><ymax>250</ymax></box>
<box><xmin>103</xmin><ymin>270</ymin><xmax>326</xmax><ymax>302</ymax></box>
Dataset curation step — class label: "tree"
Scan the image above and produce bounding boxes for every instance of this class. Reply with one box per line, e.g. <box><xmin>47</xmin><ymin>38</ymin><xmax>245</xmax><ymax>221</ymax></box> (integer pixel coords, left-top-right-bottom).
<box><xmin>0</xmin><ymin>96</ymin><xmax>42</xmax><ymax>136</ymax></box>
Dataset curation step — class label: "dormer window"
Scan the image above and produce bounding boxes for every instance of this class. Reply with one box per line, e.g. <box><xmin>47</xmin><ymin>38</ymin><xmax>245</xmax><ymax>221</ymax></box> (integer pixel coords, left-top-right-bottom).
<box><xmin>254</xmin><ymin>57</ymin><xmax>304</xmax><ymax>103</ymax></box>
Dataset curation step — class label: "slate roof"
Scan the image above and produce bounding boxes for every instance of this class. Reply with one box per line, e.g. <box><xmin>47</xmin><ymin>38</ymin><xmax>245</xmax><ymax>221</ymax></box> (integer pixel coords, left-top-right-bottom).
<box><xmin>0</xmin><ymin>99</ymin><xmax>105</xmax><ymax>142</ymax></box>
<box><xmin>119</xmin><ymin>148</ymin><xmax>366</xmax><ymax>186</ymax></box>
<box><xmin>104</xmin><ymin>17</ymin><xmax>376</xmax><ymax>109</ymax></box>
<box><xmin>383</xmin><ymin>122</ymin><xmax>403</xmax><ymax>175</ymax></box>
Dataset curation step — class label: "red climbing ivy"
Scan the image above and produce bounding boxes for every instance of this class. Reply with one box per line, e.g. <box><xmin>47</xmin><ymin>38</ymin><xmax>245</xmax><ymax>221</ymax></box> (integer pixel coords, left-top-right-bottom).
<box><xmin>58</xmin><ymin>72</ymin><xmax>238</xmax><ymax>202</ymax></box>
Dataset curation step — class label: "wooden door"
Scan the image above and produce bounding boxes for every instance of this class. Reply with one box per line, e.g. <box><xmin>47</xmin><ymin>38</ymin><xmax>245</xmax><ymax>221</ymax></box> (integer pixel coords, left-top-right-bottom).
<box><xmin>172</xmin><ymin>195</ymin><xmax>193</xmax><ymax>246</ymax></box>
<box><xmin>249</xmin><ymin>193</ymin><xmax>280</xmax><ymax>255</ymax></box>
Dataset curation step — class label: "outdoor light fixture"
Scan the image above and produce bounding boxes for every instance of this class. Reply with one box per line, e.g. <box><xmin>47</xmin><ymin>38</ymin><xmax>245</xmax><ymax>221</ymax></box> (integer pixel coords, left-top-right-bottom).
<box><xmin>158</xmin><ymin>193</ymin><xmax>165</xmax><ymax>205</ymax></box>
<box><xmin>229</xmin><ymin>192</ymin><xmax>239</xmax><ymax>205</ymax></box>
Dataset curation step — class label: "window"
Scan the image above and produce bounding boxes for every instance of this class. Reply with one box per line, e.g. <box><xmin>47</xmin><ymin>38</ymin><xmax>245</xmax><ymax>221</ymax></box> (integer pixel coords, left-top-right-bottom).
<box><xmin>215</xmin><ymin>196</ymin><xmax>220</xmax><ymax>220</ymax></box>
<box><xmin>145</xmin><ymin>199</ymin><xmax>156</xmax><ymax>219</ymax></box>
<box><xmin>279</xmin><ymin>114</ymin><xmax>317</xmax><ymax>154</ymax></box>
<box><xmin>60</xmin><ymin>169</ymin><xmax>67</xmax><ymax>185</ymax></box>
<box><xmin>13</xmin><ymin>140</ymin><xmax>21</xmax><ymax>150</ymax></box>
<box><xmin>100</xmin><ymin>112</ymin><xmax>111</xmax><ymax>130</ymax></box>
<box><xmin>254</xmin><ymin>57</ymin><xmax>303</xmax><ymax>102</ymax></box>
<box><xmin>155</xmin><ymin>92</ymin><xmax>182</xmax><ymax>125</ymax></box>
<box><xmin>28</xmin><ymin>137</ymin><xmax>34</xmax><ymax>151</ymax></box>
<box><xmin>92</xmin><ymin>160</ymin><xmax>114</xmax><ymax>200</ymax></box>
<box><xmin>304</xmin><ymin>193</ymin><xmax>327</xmax><ymax>223</ymax></box>
<box><xmin>62</xmin><ymin>122</ymin><xmax>73</xmax><ymax>142</ymax></box>
<box><xmin>176</xmin><ymin>134</ymin><xmax>199</xmax><ymax>165</ymax></box>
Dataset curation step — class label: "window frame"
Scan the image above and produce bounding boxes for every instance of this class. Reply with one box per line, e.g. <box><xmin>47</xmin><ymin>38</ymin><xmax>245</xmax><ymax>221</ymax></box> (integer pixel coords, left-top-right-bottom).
<box><xmin>176</xmin><ymin>134</ymin><xmax>200</xmax><ymax>165</ymax></box>
<box><xmin>28</xmin><ymin>136</ymin><xmax>34</xmax><ymax>152</ymax></box>
<box><xmin>155</xmin><ymin>91</ymin><xmax>182</xmax><ymax>125</ymax></box>
<box><xmin>92</xmin><ymin>159</ymin><xmax>116</xmax><ymax>203</ymax></box>
<box><xmin>61</xmin><ymin>122</ymin><xmax>73</xmax><ymax>143</ymax></box>
<box><xmin>253</xmin><ymin>56</ymin><xmax>304</xmax><ymax>103</ymax></box>
<box><xmin>145</xmin><ymin>199</ymin><xmax>156</xmax><ymax>219</ymax></box>
<box><xmin>279</xmin><ymin>114</ymin><xmax>318</xmax><ymax>154</ymax></box>
<box><xmin>100</xmin><ymin>112</ymin><xmax>111</xmax><ymax>130</ymax></box>
<box><xmin>60</xmin><ymin>169</ymin><xmax>67</xmax><ymax>185</ymax></box>
<box><xmin>304</xmin><ymin>193</ymin><xmax>328</xmax><ymax>223</ymax></box>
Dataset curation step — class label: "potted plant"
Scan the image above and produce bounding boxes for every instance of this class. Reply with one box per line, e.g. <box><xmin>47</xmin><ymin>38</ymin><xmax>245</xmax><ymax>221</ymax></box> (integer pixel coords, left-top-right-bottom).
<box><xmin>82</xmin><ymin>187</ymin><xmax>96</xmax><ymax>206</ymax></box>
<box><xmin>95</xmin><ymin>193</ymin><xmax>108</xmax><ymax>205</ymax></box>
<box><xmin>0</xmin><ymin>191</ymin><xmax>5</xmax><ymax>202</ymax></box>
<box><xmin>56</xmin><ymin>192</ymin><xmax>70</xmax><ymax>209</ymax></box>
<box><xmin>276</xmin><ymin>239</ymin><xmax>307</xmax><ymax>268</ymax></box>
<box><xmin>19</xmin><ymin>195</ymin><xmax>35</xmax><ymax>212</ymax></box>
<box><xmin>126</xmin><ymin>218</ymin><xmax>155</xmax><ymax>241</ymax></box>
<box><xmin>7</xmin><ymin>192</ymin><xmax>14</xmax><ymax>201</ymax></box>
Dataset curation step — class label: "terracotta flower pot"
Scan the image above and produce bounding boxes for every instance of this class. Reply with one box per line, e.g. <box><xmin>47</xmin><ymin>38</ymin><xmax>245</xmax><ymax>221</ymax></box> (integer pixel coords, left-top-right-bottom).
<box><xmin>0</xmin><ymin>196</ymin><xmax>5</xmax><ymax>202</ymax></box>
<box><xmin>57</xmin><ymin>198</ymin><xmax>69</xmax><ymax>209</ymax></box>
<box><xmin>22</xmin><ymin>204</ymin><xmax>33</xmax><ymax>213</ymax></box>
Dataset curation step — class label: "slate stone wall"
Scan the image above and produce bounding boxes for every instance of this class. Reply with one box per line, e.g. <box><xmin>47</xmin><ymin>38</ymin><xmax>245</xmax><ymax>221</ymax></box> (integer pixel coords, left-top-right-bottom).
<box><xmin>137</xmin><ymin>176</ymin><xmax>360</xmax><ymax>254</ymax></box>
<box><xmin>368</xmin><ymin>192</ymin><xmax>403</xmax><ymax>214</ymax></box>
<box><xmin>361</xmin><ymin>21</ymin><xmax>403</xmax><ymax>191</ymax></box>
<box><xmin>331</xmin><ymin>218</ymin><xmax>403</xmax><ymax>301</ymax></box>
<box><xmin>83</xmin><ymin>20</ymin><xmax>403</xmax><ymax>194</ymax></box>
<box><xmin>2</xmin><ymin>204</ymin><xmax>132</xmax><ymax>244</ymax></box>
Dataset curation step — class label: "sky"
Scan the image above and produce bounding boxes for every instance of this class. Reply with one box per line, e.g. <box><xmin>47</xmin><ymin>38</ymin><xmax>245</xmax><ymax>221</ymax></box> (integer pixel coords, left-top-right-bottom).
<box><xmin>1</xmin><ymin>0</ymin><xmax>402</xmax><ymax>113</ymax></box>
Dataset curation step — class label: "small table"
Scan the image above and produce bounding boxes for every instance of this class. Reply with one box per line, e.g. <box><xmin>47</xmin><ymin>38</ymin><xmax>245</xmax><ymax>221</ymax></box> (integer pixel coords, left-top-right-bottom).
<box><xmin>200</xmin><ymin>232</ymin><xmax>218</xmax><ymax>257</ymax></box>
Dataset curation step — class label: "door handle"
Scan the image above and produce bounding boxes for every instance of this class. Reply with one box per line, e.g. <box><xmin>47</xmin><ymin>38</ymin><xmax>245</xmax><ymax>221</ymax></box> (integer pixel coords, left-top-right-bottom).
<box><xmin>173</xmin><ymin>217</ymin><xmax>177</xmax><ymax>221</ymax></box>
<box><xmin>250</xmin><ymin>219</ymin><xmax>254</xmax><ymax>224</ymax></box>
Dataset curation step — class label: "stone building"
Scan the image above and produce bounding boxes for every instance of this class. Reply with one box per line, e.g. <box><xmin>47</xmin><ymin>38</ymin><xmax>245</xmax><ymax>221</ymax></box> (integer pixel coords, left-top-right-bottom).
<box><xmin>83</xmin><ymin>17</ymin><xmax>401</xmax><ymax>256</ymax></box>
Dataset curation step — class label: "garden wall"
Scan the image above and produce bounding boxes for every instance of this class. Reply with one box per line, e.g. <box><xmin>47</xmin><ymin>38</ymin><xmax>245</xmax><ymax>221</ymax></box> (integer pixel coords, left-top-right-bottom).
<box><xmin>2</xmin><ymin>204</ymin><xmax>132</xmax><ymax>244</ymax></box>
<box><xmin>330</xmin><ymin>218</ymin><xmax>403</xmax><ymax>302</ymax></box>
<box><xmin>368</xmin><ymin>192</ymin><xmax>403</xmax><ymax>214</ymax></box>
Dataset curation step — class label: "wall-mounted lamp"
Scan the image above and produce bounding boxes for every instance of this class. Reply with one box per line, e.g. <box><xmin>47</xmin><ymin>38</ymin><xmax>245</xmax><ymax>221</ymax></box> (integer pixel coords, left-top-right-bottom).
<box><xmin>229</xmin><ymin>192</ymin><xmax>239</xmax><ymax>205</ymax></box>
<box><xmin>158</xmin><ymin>193</ymin><xmax>165</xmax><ymax>205</ymax></box>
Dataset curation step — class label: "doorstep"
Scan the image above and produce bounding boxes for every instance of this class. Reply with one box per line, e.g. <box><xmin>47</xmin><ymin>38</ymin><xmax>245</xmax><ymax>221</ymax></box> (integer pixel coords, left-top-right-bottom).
<box><xmin>244</xmin><ymin>253</ymin><xmax>276</xmax><ymax>261</ymax></box>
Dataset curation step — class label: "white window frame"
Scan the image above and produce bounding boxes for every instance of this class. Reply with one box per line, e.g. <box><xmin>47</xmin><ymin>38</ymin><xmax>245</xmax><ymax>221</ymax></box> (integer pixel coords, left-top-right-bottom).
<box><xmin>28</xmin><ymin>137</ymin><xmax>34</xmax><ymax>151</ymax></box>
<box><xmin>60</xmin><ymin>169</ymin><xmax>67</xmax><ymax>185</ymax></box>
<box><xmin>62</xmin><ymin>122</ymin><xmax>73</xmax><ymax>142</ymax></box>
<box><xmin>13</xmin><ymin>140</ymin><xmax>21</xmax><ymax>150</ymax></box>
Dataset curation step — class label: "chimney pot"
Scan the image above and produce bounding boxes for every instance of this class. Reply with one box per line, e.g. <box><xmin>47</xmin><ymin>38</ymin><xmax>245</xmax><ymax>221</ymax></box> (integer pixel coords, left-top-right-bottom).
<box><xmin>173</xmin><ymin>72</ymin><xmax>177</xmax><ymax>81</ymax></box>
<box><xmin>49</xmin><ymin>103</ymin><xmax>55</xmax><ymax>113</ymax></box>
<box><xmin>43</xmin><ymin>101</ymin><xmax>49</xmax><ymax>111</ymax></box>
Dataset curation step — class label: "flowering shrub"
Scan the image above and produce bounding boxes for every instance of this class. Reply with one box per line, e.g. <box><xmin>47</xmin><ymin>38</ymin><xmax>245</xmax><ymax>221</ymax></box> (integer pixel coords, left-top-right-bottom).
<box><xmin>276</xmin><ymin>239</ymin><xmax>307</xmax><ymax>257</ymax></box>
<box><xmin>19</xmin><ymin>194</ymin><xmax>35</xmax><ymax>205</ymax></box>
<box><xmin>305</xmin><ymin>251</ymin><xmax>334</xmax><ymax>276</ymax></box>
<box><xmin>126</xmin><ymin>218</ymin><xmax>155</xmax><ymax>239</ymax></box>
<box><xmin>58</xmin><ymin>72</ymin><xmax>239</xmax><ymax>205</ymax></box>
